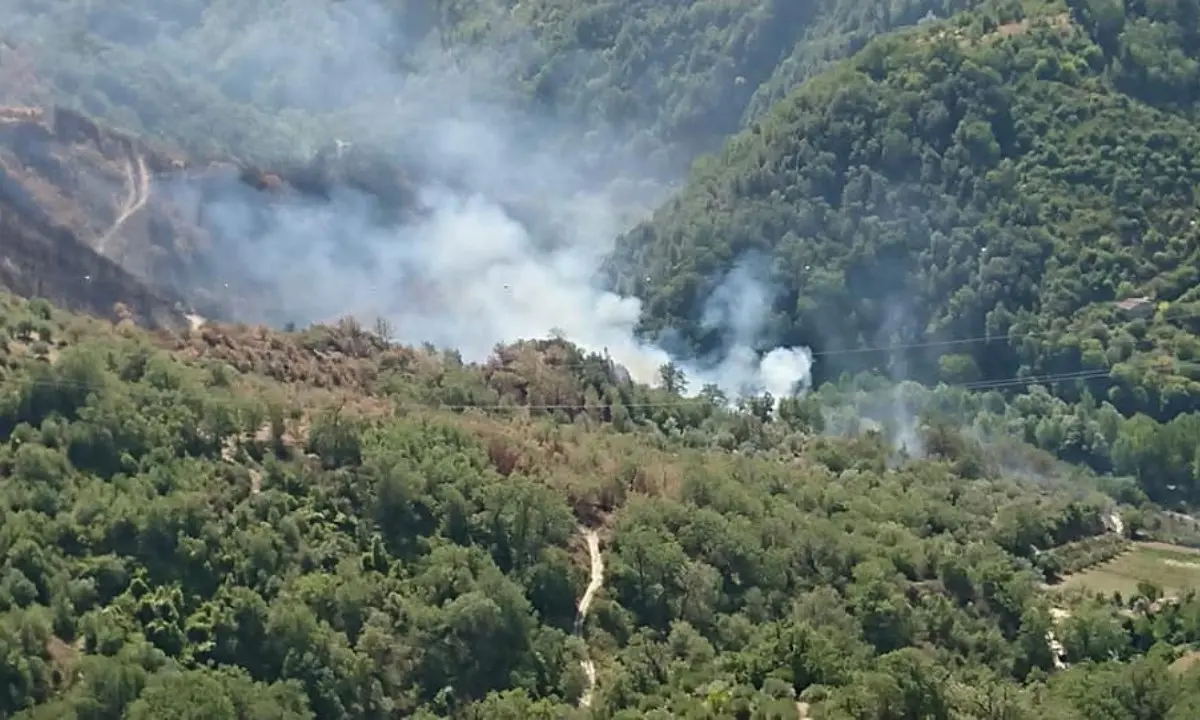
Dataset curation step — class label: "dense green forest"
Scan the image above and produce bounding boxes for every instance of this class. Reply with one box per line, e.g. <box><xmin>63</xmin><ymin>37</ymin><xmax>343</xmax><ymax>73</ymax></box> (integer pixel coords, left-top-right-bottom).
<box><xmin>817</xmin><ymin>374</ymin><xmax>1200</xmax><ymax>507</ymax></box>
<box><xmin>5</xmin><ymin>290</ymin><xmax>1200</xmax><ymax>719</ymax></box>
<box><xmin>615</xmin><ymin>0</ymin><xmax>1200</xmax><ymax>418</ymax></box>
<box><xmin>3</xmin><ymin>0</ymin><xmax>975</xmax><ymax>173</ymax></box>
<box><xmin>7</xmin><ymin>0</ymin><xmax>1200</xmax><ymax>714</ymax></box>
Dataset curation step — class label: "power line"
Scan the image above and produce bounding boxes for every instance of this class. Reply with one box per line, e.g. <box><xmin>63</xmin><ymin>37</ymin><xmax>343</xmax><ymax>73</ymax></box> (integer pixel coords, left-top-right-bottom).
<box><xmin>810</xmin><ymin>330</ymin><xmax>1039</xmax><ymax>357</ymax></box>
<box><xmin>343</xmin><ymin>302</ymin><xmax>1200</xmax><ymax>371</ymax></box>
<box><xmin>810</xmin><ymin>309</ymin><xmax>1195</xmax><ymax>357</ymax></box>
<box><xmin>3</xmin><ymin>304</ymin><xmax>1195</xmax><ymax>414</ymax></box>
<box><xmin>758</xmin><ymin>303</ymin><xmax>1200</xmax><ymax>358</ymax></box>
<box><xmin>960</xmin><ymin>369</ymin><xmax>1111</xmax><ymax>391</ymax></box>
<box><xmin>0</xmin><ymin>364</ymin><xmax>1174</xmax><ymax>413</ymax></box>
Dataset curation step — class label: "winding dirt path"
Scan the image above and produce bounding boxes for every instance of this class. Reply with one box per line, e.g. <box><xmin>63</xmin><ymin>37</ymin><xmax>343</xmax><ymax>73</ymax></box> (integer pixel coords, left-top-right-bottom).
<box><xmin>97</xmin><ymin>150</ymin><xmax>149</xmax><ymax>254</ymax></box>
<box><xmin>576</xmin><ymin>528</ymin><xmax>604</xmax><ymax>708</ymax></box>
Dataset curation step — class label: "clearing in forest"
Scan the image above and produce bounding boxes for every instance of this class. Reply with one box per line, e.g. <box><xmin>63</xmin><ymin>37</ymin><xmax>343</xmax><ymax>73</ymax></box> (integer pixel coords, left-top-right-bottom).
<box><xmin>1171</xmin><ymin>650</ymin><xmax>1200</xmax><ymax>675</ymax></box>
<box><xmin>1056</xmin><ymin>542</ymin><xmax>1200</xmax><ymax>597</ymax></box>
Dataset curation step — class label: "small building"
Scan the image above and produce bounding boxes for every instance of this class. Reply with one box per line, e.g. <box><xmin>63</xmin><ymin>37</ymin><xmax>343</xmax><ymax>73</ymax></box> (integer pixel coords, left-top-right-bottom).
<box><xmin>1116</xmin><ymin>296</ymin><xmax>1154</xmax><ymax>319</ymax></box>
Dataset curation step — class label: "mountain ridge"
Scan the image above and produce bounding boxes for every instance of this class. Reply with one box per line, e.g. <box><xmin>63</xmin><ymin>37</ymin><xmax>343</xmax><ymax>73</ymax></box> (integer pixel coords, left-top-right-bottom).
<box><xmin>613</xmin><ymin>0</ymin><xmax>1200</xmax><ymax>419</ymax></box>
<box><xmin>4</xmin><ymin>0</ymin><xmax>1200</xmax><ymax>717</ymax></box>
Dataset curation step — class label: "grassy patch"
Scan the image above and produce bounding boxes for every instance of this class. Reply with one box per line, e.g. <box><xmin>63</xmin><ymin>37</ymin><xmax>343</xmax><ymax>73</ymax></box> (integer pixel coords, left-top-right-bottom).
<box><xmin>1056</xmin><ymin>542</ymin><xmax>1200</xmax><ymax>596</ymax></box>
<box><xmin>1171</xmin><ymin>650</ymin><xmax>1200</xmax><ymax>675</ymax></box>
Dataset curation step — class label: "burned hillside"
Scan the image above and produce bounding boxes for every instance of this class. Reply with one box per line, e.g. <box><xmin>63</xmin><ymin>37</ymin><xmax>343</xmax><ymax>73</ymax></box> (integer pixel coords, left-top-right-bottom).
<box><xmin>0</xmin><ymin>102</ymin><xmax>424</xmax><ymax>329</ymax></box>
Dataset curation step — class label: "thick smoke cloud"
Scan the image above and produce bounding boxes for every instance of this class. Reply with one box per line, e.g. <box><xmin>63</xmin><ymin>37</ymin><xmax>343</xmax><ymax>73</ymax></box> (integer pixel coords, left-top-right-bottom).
<box><xmin>195</xmin><ymin>181</ymin><xmax>678</xmax><ymax>384</ymax></box>
<box><xmin>697</xmin><ymin>258</ymin><xmax>813</xmax><ymax>399</ymax></box>
<box><xmin>14</xmin><ymin>0</ymin><xmax>816</xmax><ymax>401</ymax></box>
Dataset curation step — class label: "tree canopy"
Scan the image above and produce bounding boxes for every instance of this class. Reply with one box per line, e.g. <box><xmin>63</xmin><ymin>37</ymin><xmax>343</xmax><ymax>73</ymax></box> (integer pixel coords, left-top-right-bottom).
<box><xmin>2</xmin><ymin>0</ymin><xmax>978</xmax><ymax>174</ymax></box>
<box><xmin>1</xmin><ymin>287</ymin><xmax>1200</xmax><ymax>718</ymax></box>
<box><xmin>614</xmin><ymin>0</ymin><xmax>1200</xmax><ymax>421</ymax></box>
<box><xmin>6</xmin><ymin>0</ymin><xmax>1200</xmax><ymax>715</ymax></box>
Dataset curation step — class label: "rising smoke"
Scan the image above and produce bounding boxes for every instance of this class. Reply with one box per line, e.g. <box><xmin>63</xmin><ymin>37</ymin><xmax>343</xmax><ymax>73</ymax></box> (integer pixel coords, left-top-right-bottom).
<box><xmin>13</xmin><ymin>0</ymin><xmax>816</xmax><ymax>402</ymax></box>
<box><xmin>696</xmin><ymin>257</ymin><xmax>814</xmax><ymax>400</ymax></box>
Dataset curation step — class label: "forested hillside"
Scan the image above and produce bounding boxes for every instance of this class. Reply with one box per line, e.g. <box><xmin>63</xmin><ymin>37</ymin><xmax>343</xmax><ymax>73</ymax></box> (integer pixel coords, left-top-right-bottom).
<box><xmin>2</xmin><ymin>0</ymin><xmax>975</xmax><ymax>174</ymax></box>
<box><xmin>616</xmin><ymin>0</ymin><xmax>1200</xmax><ymax>419</ymax></box>
<box><xmin>5</xmin><ymin>292</ymin><xmax>1200</xmax><ymax>718</ymax></box>
<box><xmin>7</xmin><ymin>0</ymin><xmax>1200</xmax><ymax>714</ymax></box>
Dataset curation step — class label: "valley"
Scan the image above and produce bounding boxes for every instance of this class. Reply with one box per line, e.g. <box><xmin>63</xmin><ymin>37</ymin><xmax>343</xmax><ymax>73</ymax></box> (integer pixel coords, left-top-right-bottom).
<box><xmin>2</xmin><ymin>0</ymin><xmax>1200</xmax><ymax>717</ymax></box>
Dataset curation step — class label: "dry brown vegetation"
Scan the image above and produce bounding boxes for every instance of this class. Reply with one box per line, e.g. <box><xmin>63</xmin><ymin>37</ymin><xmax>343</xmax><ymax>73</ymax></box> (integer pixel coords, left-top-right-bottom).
<box><xmin>127</xmin><ymin>304</ymin><xmax>692</xmax><ymax>523</ymax></box>
<box><xmin>993</xmin><ymin>13</ymin><xmax>1071</xmax><ymax>38</ymax></box>
<box><xmin>167</xmin><ymin>317</ymin><xmax>399</xmax><ymax>390</ymax></box>
<box><xmin>917</xmin><ymin>11</ymin><xmax>1074</xmax><ymax>50</ymax></box>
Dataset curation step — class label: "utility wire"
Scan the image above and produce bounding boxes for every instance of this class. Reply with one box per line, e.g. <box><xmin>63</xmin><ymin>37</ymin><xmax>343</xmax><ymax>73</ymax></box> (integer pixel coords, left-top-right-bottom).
<box><xmin>292</xmin><ymin>301</ymin><xmax>1200</xmax><ymax>371</ymax></box>
<box><xmin>3</xmin><ymin>304</ymin><xmax>1196</xmax><ymax>412</ymax></box>
<box><xmin>2</xmin><ymin>363</ymin><xmax>1189</xmax><ymax>413</ymax></box>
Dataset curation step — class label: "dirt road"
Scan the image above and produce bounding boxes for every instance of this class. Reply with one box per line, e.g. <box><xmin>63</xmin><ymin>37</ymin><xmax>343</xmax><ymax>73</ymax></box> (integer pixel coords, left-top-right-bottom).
<box><xmin>576</xmin><ymin>528</ymin><xmax>604</xmax><ymax>708</ymax></box>
<box><xmin>97</xmin><ymin>150</ymin><xmax>149</xmax><ymax>254</ymax></box>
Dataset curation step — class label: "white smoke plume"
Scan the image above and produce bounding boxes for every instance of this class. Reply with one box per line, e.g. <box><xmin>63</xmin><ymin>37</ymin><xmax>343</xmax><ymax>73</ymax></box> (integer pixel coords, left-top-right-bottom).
<box><xmin>696</xmin><ymin>259</ymin><xmax>813</xmax><ymax>400</ymax></box>
<box><xmin>9</xmin><ymin>0</ymin><xmax>816</xmax><ymax>402</ymax></box>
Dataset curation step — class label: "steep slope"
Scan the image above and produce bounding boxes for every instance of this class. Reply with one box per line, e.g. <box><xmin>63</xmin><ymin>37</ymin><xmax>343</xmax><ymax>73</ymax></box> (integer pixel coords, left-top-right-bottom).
<box><xmin>3</xmin><ymin>0</ymin><xmax>983</xmax><ymax>176</ymax></box>
<box><xmin>502</xmin><ymin>0</ymin><xmax>983</xmax><ymax>171</ymax></box>
<box><xmin>615</xmin><ymin>0</ymin><xmax>1200</xmax><ymax>420</ymax></box>
<box><xmin>0</xmin><ymin>102</ymin><xmax>425</xmax><ymax>329</ymax></box>
<box><xmin>0</xmin><ymin>105</ymin><xmax>191</xmax><ymax>328</ymax></box>
<box><xmin>4</xmin><ymin>290</ymin><xmax>1200</xmax><ymax>719</ymax></box>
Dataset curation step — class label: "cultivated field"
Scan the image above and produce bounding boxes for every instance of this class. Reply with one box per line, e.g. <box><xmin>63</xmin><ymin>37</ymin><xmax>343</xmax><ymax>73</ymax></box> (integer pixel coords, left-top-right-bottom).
<box><xmin>1055</xmin><ymin>542</ymin><xmax>1200</xmax><ymax>596</ymax></box>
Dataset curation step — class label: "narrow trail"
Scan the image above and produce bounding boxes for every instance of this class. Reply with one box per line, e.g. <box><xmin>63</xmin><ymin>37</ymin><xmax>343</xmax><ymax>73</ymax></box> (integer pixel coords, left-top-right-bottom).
<box><xmin>576</xmin><ymin>528</ymin><xmax>604</xmax><ymax>709</ymax></box>
<box><xmin>1042</xmin><ymin>514</ymin><xmax>1121</xmax><ymax>671</ymax></box>
<box><xmin>1108</xmin><ymin>510</ymin><xmax>1126</xmax><ymax>537</ymax></box>
<box><xmin>97</xmin><ymin>150</ymin><xmax>149</xmax><ymax>255</ymax></box>
<box><xmin>1048</xmin><ymin>607</ymin><xmax>1070</xmax><ymax>669</ymax></box>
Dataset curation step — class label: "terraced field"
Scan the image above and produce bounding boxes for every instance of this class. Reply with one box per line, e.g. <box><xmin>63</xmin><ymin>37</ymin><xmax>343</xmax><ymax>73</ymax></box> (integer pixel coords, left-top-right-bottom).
<box><xmin>1056</xmin><ymin>542</ymin><xmax>1200</xmax><ymax>597</ymax></box>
